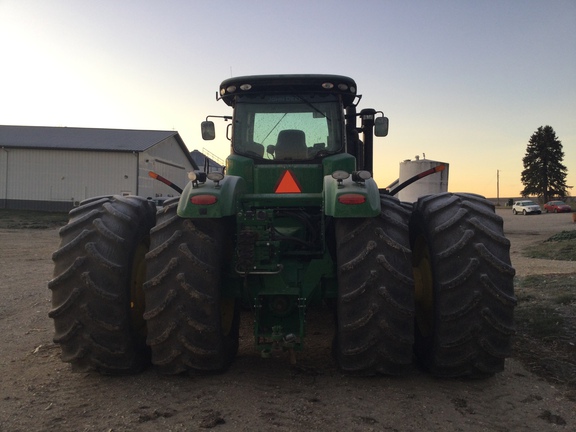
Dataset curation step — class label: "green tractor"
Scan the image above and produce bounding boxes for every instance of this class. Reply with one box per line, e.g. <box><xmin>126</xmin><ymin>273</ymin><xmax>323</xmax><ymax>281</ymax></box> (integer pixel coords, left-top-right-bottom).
<box><xmin>49</xmin><ymin>74</ymin><xmax>516</xmax><ymax>377</ymax></box>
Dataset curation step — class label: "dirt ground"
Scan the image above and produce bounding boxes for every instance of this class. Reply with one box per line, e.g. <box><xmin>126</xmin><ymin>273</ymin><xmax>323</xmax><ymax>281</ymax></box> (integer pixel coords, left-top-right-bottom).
<box><xmin>1</xmin><ymin>209</ymin><xmax>575</xmax><ymax>431</ymax></box>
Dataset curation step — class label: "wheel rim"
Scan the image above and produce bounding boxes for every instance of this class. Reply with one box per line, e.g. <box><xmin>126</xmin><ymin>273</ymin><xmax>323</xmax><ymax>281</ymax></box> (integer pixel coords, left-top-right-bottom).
<box><xmin>130</xmin><ymin>238</ymin><xmax>149</xmax><ymax>341</ymax></box>
<box><xmin>412</xmin><ymin>235</ymin><xmax>434</xmax><ymax>338</ymax></box>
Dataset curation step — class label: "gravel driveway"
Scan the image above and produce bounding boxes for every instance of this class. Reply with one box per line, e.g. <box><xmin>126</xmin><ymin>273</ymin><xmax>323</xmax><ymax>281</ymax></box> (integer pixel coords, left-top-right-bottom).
<box><xmin>498</xmin><ymin>208</ymin><xmax>576</xmax><ymax>276</ymax></box>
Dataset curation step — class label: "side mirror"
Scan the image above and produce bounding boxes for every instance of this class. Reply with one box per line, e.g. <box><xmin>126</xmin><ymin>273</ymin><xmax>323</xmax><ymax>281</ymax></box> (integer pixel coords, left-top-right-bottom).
<box><xmin>374</xmin><ymin>117</ymin><xmax>389</xmax><ymax>137</ymax></box>
<box><xmin>201</xmin><ymin>121</ymin><xmax>216</xmax><ymax>140</ymax></box>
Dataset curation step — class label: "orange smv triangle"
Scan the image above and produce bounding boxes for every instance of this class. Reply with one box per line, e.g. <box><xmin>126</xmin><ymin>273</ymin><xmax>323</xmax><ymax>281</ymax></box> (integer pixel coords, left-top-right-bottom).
<box><xmin>275</xmin><ymin>170</ymin><xmax>301</xmax><ymax>194</ymax></box>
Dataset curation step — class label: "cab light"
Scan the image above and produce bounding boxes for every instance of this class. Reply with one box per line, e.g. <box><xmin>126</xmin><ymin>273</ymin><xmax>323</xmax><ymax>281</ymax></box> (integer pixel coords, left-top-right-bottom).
<box><xmin>338</xmin><ymin>194</ymin><xmax>366</xmax><ymax>205</ymax></box>
<box><xmin>190</xmin><ymin>195</ymin><xmax>218</xmax><ymax>205</ymax></box>
<box><xmin>352</xmin><ymin>170</ymin><xmax>371</xmax><ymax>182</ymax></box>
<box><xmin>226</xmin><ymin>85</ymin><xmax>237</xmax><ymax>93</ymax></box>
<box><xmin>240</xmin><ymin>83</ymin><xmax>252</xmax><ymax>90</ymax></box>
<box><xmin>207</xmin><ymin>172</ymin><xmax>224</xmax><ymax>182</ymax></box>
<box><xmin>332</xmin><ymin>170</ymin><xmax>350</xmax><ymax>180</ymax></box>
<box><xmin>322</xmin><ymin>82</ymin><xmax>334</xmax><ymax>89</ymax></box>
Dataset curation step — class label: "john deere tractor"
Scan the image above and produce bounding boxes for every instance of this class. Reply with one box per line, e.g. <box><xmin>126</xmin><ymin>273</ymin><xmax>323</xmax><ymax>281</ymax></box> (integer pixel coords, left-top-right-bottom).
<box><xmin>49</xmin><ymin>74</ymin><xmax>516</xmax><ymax>377</ymax></box>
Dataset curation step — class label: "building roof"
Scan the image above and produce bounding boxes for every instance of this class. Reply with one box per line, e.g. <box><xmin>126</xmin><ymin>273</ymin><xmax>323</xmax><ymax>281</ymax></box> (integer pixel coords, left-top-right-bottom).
<box><xmin>0</xmin><ymin>125</ymin><xmax>181</xmax><ymax>152</ymax></box>
<box><xmin>190</xmin><ymin>149</ymin><xmax>224</xmax><ymax>173</ymax></box>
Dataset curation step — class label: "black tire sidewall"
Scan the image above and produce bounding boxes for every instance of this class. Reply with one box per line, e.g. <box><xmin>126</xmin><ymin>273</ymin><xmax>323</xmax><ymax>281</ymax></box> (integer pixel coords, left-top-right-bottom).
<box><xmin>49</xmin><ymin>195</ymin><xmax>156</xmax><ymax>373</ymax></box>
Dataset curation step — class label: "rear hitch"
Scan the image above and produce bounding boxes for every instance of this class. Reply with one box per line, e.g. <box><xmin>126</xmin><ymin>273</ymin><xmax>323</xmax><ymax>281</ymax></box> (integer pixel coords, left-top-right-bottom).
<box><xmin>259</xmin><ymin>326</ymin><xmax>298</xmax><ymax>365</ymax></box>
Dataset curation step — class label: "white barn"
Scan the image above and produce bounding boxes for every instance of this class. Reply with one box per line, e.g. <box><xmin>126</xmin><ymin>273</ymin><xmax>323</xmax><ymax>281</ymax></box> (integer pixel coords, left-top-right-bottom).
<box><xmin>0</xmin><ymin>125</ymin><xmax>198</xmax><ymax>212</ymax></box>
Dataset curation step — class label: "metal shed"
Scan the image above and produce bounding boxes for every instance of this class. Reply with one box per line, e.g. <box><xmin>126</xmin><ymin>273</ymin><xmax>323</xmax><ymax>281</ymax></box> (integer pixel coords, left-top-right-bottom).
<box><xmin>0</xmin><ymin>125</ymin><xmax>199</xmax><ymax>211</ymax></box>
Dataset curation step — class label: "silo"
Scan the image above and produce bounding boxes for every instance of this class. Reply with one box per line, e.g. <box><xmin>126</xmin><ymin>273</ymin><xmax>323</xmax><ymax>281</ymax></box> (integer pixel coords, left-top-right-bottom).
<box><xmin>396</xmin><ymin>156</ymin><xmax>449</xmax><ymax>202</ymax></box>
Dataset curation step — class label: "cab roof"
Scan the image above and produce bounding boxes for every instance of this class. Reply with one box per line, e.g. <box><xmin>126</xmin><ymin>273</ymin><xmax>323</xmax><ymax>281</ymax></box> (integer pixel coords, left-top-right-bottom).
<box><xmin>218</xmin><ymin>74</ymin><xmax>358</xmax><ymax>108</ymax></box>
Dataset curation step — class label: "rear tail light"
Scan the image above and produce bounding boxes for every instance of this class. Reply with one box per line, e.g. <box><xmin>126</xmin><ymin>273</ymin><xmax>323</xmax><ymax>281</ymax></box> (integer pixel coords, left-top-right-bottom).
<box><xmin>190</xmin><ymin>195</ymin><xmax>217</xmax><ymax>205</ymax></box>
<box><xmin>338</xmin><ymin>194</ymin><xmax>366</xmax><ymax>205</ymax></box>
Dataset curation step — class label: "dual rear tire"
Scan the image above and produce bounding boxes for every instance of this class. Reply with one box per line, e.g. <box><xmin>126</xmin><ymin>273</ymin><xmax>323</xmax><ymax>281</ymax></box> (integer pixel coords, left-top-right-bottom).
<box><xmin>49</xmin><ymin>195</ymin><xmax>238</xmax><ymax>375</ymax></box>
<box><xmin>50</xmin><ymin>193</ymin><xmax>516</xmax><ymax>378</ymax></box>
<box><xmin>143</xmin><ymin>198</ymin><xmax>239</xmax><ymax>374</ymax></box>
<box><xmin>334</xmin><ymin>195</ymin><xmax>414</xmax><ymax>375</ymax></box>
<box><xmin>410</xmin><ymin>193</ymin><xmax>516</xmax><ymax>377</ymax></box>
<box><xmin>49</xmin><ymin>195</ymin><xmax>156</xmax><ymax>374</ymax></box>
<box><xmin>334</xmin><ymin>193</ymin><xmax>516</xmax><ymax>377</ymax></box>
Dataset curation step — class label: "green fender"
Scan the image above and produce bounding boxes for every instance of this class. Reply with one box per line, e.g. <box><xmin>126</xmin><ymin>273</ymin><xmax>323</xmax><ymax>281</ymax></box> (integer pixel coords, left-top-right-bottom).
<box><xmin>177</xmin><ymin>175</ymin><xmax>246</xmax><ymax>218</ymax></box>
<box><xmin>323</xmin><ymin>175</ymin><xmax>381</xmax><ymax>217</ymax></box>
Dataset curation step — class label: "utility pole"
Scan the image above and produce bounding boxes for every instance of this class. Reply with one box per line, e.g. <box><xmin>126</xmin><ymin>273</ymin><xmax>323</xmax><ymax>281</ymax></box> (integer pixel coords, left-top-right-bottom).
<box><xmin>497</xmin><ymin>169</ymin><xmax>500</xmax><ymax>206</ymax></box>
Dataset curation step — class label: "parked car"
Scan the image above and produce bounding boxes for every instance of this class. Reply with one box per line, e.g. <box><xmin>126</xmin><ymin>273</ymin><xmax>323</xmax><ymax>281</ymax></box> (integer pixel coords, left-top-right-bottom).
<box><xmin>543</xmin><ymin>200</ymin><xmax>572</xmax><ymax>213</ymax></box>
<box><xmin>512</xmin><ymin>200</ymin><xmax>541</xmax><ymax>215</ymax></box>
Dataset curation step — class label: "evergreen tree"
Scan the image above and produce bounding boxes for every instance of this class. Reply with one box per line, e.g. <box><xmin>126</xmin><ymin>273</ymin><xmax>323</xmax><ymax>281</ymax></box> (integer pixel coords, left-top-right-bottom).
<box><xmin>520</xmin><ymin>125</ymin><xmax>568</xmax><ymax>202</ymax></box>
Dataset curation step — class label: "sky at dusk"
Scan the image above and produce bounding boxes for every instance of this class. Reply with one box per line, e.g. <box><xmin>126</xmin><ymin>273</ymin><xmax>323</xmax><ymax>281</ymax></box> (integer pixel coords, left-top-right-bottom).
<box><xmin>1</xmin><ymin>0</ymin><xmax>574</xmax><ymax>198</ymax></box>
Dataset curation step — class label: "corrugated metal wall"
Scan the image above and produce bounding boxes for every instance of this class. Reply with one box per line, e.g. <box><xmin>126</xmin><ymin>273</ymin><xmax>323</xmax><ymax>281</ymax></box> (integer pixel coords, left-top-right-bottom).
<box><xmin>0</xmin><ymin>135</ymin><xmax>196</xmax><ymax>211</ymax></box>
<box><xmin>138</xmin><ymin>137</ymin><xmax>196</xmax><ymax>199</ymax></box>
<box><xmin>4</xmin><ymin>148</ymin><xmax>136</xmax><ymax>205</ymax></box>
<box><xmin>0</xmin><ymin>148</ymin><xmax>7</xmax><ymax>208</ymax></box>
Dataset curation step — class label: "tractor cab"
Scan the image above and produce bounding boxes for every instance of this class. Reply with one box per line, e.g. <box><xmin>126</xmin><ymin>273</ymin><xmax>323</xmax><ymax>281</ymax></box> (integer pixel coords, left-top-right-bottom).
<box><xmin>201</xmin><ymin>74</ymin><xmax>387</xmax><ymax>165</ymax></box>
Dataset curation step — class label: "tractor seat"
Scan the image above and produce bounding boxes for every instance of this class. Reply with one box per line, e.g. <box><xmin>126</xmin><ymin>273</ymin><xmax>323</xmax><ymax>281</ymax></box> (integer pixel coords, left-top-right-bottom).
<box><xmin>244</xmin><ymin>141</ymin><xmax>264</xmax><ymax>157</ymax></box>
<box><xmin>275</xmin><ymin>130</ymin><xmax>307</xmax><ymax>160</ymax></box>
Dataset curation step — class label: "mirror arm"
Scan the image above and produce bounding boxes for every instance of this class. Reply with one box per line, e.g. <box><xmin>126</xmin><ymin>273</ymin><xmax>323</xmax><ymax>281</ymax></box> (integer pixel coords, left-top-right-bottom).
<box><xmin>206</xmin><ymin>115</ymin><xmax>232</xmax><ymax>121</ymax></box>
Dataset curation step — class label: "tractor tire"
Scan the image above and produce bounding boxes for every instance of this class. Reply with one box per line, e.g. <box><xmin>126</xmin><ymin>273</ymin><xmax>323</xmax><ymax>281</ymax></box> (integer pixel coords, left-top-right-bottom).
<box><xmin>334</xmin><ymin>194</ymin><xmax>414</xmax><ymax>375</ymax></box>
<box><xmin>410</xmin><ymin>193</ymin><xmax>516</xmax><ymax>377</ymax></box>
<box><xmin>49</xmin><ymin>195</ymin><xmax>156</xmax><ymax>374</ymax></box>
<box><xmin>143</xmin><ymin>198</ymin><xmax>239</xmax><ymax>374</ymax></box>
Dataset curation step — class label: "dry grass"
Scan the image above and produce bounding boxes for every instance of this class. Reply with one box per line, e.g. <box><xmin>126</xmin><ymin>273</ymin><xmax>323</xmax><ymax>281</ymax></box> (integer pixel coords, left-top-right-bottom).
<box><xmin>0</xmin><ymin>209</ymin><xmax>68</xmax><ymax>229</ymax></box>
<box><xmin>513</xmin><ymin>273</ymin><xmax>576</xmax><ymax>389</ymax></box>
<box><xmin>514</xmin><ymin>225</ymin><xmax>576</xmax><ymax>392</ymax></box>
<box><xmin>524</xmin><ymin>230</ymin><xmax>576</xmax><ymax>261</ymax></box>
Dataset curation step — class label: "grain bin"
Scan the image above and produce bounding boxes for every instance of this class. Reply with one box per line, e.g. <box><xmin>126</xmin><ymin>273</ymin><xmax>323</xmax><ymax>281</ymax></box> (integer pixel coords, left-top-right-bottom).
<box><xmin>397</xmin><ymin>156</ymin><xmax>449</xmax><ymax>202</ymax></box>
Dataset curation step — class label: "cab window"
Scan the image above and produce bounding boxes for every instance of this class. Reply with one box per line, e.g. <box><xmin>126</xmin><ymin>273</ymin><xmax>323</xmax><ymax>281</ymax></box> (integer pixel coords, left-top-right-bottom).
<box><xmin>232</xmin><ymin>94</ymin><xmax>343</xmax><ymax>160</ymax></box>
